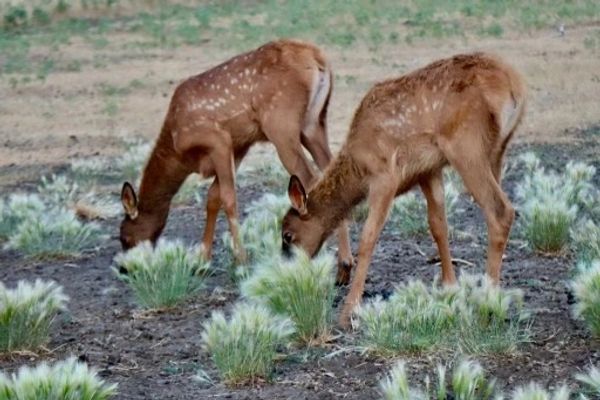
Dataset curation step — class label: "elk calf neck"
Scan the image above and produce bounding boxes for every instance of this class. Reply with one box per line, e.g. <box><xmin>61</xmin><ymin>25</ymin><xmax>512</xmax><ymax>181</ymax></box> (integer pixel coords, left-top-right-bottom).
<box><xmin>119</xmin><ymin>39</ymin><xmax>353</xmax><ymax>272</ymax></box>
<box><xmin>282</xmin><ymin>52</ymin><xmax>527</xmax><ymax>328</ymax></box>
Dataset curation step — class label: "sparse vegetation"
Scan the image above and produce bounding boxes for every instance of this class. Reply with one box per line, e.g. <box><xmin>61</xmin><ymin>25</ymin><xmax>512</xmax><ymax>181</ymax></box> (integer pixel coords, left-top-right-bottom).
<box><xmin>379</xmin><ymin>359</ymin><xmax>497</xmax><ymax>400</ymax></box>
<box><xmin>6</xmin><ymin>208</ymin><xmax>104</xmax><ymax>258</ymax></box>
<box><xmin>572</xmin><ymin>219</ymin><xmax>600</xmax><ymax>266</ymax></box>
<box><xmin>0</xmin><ymin>357</ymin><xmax>117</xmax><ymax>400</ymax></box>
<box><xmin>241</xmin><ymin>250</ymin><xmax>335</xmax><ymax>344</ymax></box>
<box><xmin>114</xmin><ymin>240</ymin><xmax>209</xmax><ymax>309</ymax></box>
<box><xmin>222</xmin><ymin>193</ymin><xmax>289</xmax><ymax>277</ymax></box>
<box><xmin>515</xmin><ymin>153</ymin><xmax>597</xmax><ymax>253</ymax></box>
<box><xmin>70</xmin><ymin>139</ymin><xmax>151</xmax><ymax>184</ymax></box>
<box><xmin>571</xmin><ymin>259</ymin><xmax>600</xmax><ymax>337</ymax></box>
<box><xmin>0</xmin><ymin>279</ymin><xmax>68</xmax><ymax>352</ymax></box>
<box><xmin>201</xmin><ymin>303</ymin><xmax>294</xmax><ymax>385</ymax></box>
<box><xmin>576</xmin><ymin>364</ymin><xmax>600</xmax><ymax>399</ymax></box>
<box><xmin>0</xmin><ymin>194</ymin><xmax>45</xmax><ymax>240</ymax></box>
<box><xmin>387</xmin><ymin>175</ymin><xmax>460</xmax><ymax>236</ymax></box>
<box><xmin>356</xmin><ymin>274</ymin><xmax>529</xmax><ymax>355</ymax></box>
<box><xmin>238</xmin><ymin>156</ymin><xmax>288</xmax><ymax>189</ymax></box>
<box><xmin>510</xmin><ymin>383</ymin><xmax>570</xmax><ymax>400</ymax></box>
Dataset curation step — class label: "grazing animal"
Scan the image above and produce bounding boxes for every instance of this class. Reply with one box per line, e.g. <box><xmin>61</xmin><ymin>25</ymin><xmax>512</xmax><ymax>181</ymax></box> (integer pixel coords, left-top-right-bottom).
<box><xmin>119</xmin><ymin>39</ymin><xmax>353</xmax><ymax>274</ymax></box>
<box><xmin>281</xmin><ymin>52</ymin><xmax>527</xmax><ymax>327</ymax></box>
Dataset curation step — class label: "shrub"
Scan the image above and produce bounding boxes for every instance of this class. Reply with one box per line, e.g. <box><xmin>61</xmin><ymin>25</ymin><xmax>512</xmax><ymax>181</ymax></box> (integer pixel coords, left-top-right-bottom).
<box><xmin>241</xmin><ymin>250</ymin><xmax>336</xmax><ymax>344</ymax></box>
<box><xmin>571</xmin><ymin>219</ymin><xmax>600</xmax><ymax>266</ymax></box>
<box><xmin>0</xmin><ymin>194</ymin><xmax>45</xmax><ymax>240</ymax></box>
<box><xmin>379</xmin><ymin>359</ymin><xmax>496</xmax><ymax>400</ymax></box>
<box><xmin>0</xmin><ymin>357</ymin><xmax>117</xmax><ymax>399</ymax></box>
<box><xmin>114</xmin><ymin>240</ymin><xmax>209</xmax><ymax>309</ymax></box>
<box><xmin>387</xmin><ymin>175</ymin><xmax>460</xmax><ymax>236</ymax></box>
<box><xmin>38</xmin><ymin>174</ymin><xmax>80</xmax><ymax>207</ymax></box>
<box><xmin>356</xmin><ymin>274</ymin><xmax>529</xmax><ymax>355</ymax></box>
<box><xmin>571</xmin><ymin>260</ymin><xmax>600</xmax><ymax>336</ymax></box>
<box><xmin>515</xmin><ymin>153</ymin><xmax>596</xmax><ymax>253</ymax></box>
<box><xmin>6</xmin><ymin>209</ymin><xmax>104</xmax><ymax>258</ymax></box>
<box><xmin>0</xmin><ymin>280</ymin><xmax>68</xmax><ymax>352</ymax></box>
<box><xmin>201</xmin><ymin>303</ymin><xmax>294</xmax><ymax>385</ymax></box>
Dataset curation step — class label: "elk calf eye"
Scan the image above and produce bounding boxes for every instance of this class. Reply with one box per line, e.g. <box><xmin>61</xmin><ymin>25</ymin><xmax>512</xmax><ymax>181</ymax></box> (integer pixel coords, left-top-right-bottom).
<box><xmin>283</xmin><ymin>232</ymin><xmax>293</xmax><ymax>243</ymax></box>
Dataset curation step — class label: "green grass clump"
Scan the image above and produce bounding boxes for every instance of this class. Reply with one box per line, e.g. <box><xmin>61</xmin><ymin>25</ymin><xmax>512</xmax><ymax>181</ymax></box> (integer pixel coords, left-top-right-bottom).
<box><xmin>516</xmin><ymin>153</ymin><xmax>596</xmax><ymax>254</ymax></box>
<box><xmin>6</xmin><ymin>209</ymin><xmax>103</xmax><ymax>258</ymax></box>
<box><xmin>0</xmin><ymin>194</ymin><xmax>45</xmax><ymax>240</ymax></box>
<box><xmin>223</xmin><ymin>193</ymin><xmax>289</xmax><ymax>278</ymax></box>
<box><xmin>387</xmin><ymin>174</ymin><xmax>460</xmax><ymax>236</ymax></box>
<box><xmin>356</xmin><ymin>274</ymin><xmax>529</xmax><ymax>355</ymax></box>
<box><xmin>0</xmin><ymin>279</ymin><xmax>68</xmax><ymax>352</ymax></box>
<box><xmin>572</xmin><ymin>219</ymin><xmax>600</xmax><ymax>267</ymax></box>
<box><xmin>239</xmin><ymin>156</ymin><xmax>289</xmax><ymax>190</ymax></box>
<box><xmin>70</xmin><ymin>139</ymin><xmax>151</xmax><ymax>184</ymax></box>
<box><xmin>576</xmin><ymin>364</ymin><xmax>600</xmax><ymax>399</ymax></box>
<box><xmin>571</xmin><ymin>260</ymin><xmax>600</xmax><ymax>337</ymax></box>
<box><xmin>0</xmin><ymin>357</ymin><xmax>117</xmax><ymax>400</ymax></box>
<box><xmin>379</xmin><ymin>359</ymin><xmax>497</xmax><ymax>400</ymax></box>
<box><xmin>510</xmin><ymin>383</ymin><xmax>570</xmax><ymax>400</ymax></box>
<box><xmin>201</xmin><ymin>303</ymin><xmax>294</xmax><ymax>385</ymax></box>
<box><xmin>241</xmin><ymin>250</ymin><xmax>335</xmax><ymax>344</ymax></box>
<box><xmin>114</xmin><ymin>240</ymin><xmax>209</xmax><ymax>309</ymax></box>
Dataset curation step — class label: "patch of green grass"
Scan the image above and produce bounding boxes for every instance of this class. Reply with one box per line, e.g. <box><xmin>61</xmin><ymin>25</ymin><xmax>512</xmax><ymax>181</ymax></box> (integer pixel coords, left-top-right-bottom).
<box><xmin>222</xmin><ymin>193</ymin><xmax>289</xmax><ymax>279</ymax></box>
<box><xmin>114</xmin><ymin>240</ymin><xmax>209</xmax><ymax>309</ymax></box>
<box><xmin>385</xmin><ymin>172</ymin><xmax>460</xmax><ymax>236</ymax></box>
<box><xmin>576</xmin><ymin>364</ymin><xmax>600</xmax><ymax>399</ymax></box>
<box><xmin>510</xmin><ymin>383</ymin><xmax>570</xmax><ymax>400</ymax></box>
<box><xmin>379</xmin><ymin>359</ymin><xmax>497</xmax><ymax>400</ymax></box>
<box><xmin>0</xmin><ymin>194</ymin><xmax>45</xmax><ymax>240</ymax></box>
<box><xmin>356</xmin><ymin>274</ymin><xmax>529</xmax><ymax>355</ymax></box>
<box><xmin>201</xmin><ymin>303</ymin><xmax>294</xmax><ymax>385</ymax></box>
<box><xmin>516</xmin><ymin>153</ymin><xmax>597</xmax><ymax>254</ymax></box>
<box><xmin>241</xmin><ymin>250</ymin><xmax>335</xmax><ymax>345</ymax></box>
<box><xmin>0</xmin><ymin>279</ymin><xmax>68</xmax><ymax>352</ymax></box>
<box><xmin>571</xmin><ymin>260</ymin><xmax>600</xmax><ymax>337</ymax></box>
<box><xmin>0</xmin><ymin>357</ymin><xmax>117</xmax><ymax>399</ymax></box>
<box><xmin>6</xmin><ymin>209</ymin><xmax>104</xmax><ymax>258</ymax></box>
<box><xmin>572</xmin><ymin>219</ymin><xmax>600</xmax><ymax>267</ymax></box>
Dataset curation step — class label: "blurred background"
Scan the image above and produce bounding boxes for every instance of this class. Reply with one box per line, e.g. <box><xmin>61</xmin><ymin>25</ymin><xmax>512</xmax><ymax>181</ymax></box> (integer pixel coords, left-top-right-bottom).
<box><xmin>1</xmin><ymin>0</ymin><xmax>599</xmax><ymax>188</ymax></box>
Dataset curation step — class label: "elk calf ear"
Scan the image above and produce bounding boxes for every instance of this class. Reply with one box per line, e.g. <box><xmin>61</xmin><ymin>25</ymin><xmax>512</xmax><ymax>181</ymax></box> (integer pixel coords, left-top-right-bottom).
<box><xmin>288</xmin><ymin>175</ymin><xmax>308</xmax><ymax>215</ymax></box>
<box><xmin>121</xmin><ymin>182</ymin><xmax>139</xmax><ymax>220</ymax></box>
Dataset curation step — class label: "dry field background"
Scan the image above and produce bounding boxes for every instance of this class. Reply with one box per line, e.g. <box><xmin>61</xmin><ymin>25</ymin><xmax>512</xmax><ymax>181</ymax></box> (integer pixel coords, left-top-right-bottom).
<box><xmin>1</xmin><ymin>0</ymin><xmax>600</xmax><ymax>187</ymax></box>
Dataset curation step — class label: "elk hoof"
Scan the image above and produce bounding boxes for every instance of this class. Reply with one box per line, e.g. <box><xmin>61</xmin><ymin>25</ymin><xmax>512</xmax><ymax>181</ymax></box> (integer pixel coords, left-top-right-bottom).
<box><xmin>335</xmin><ymin>260</ymin><xmax>353</xmax><ymax>286</ymax></box>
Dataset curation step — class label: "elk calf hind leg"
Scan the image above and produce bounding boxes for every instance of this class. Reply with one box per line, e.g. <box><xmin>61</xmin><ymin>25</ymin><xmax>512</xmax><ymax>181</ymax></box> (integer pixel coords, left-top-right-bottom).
<box><xmin>419</xmin><ymin>171</ymin><xmax>456</xmax><ymax>285</ymax></box>
<box><xmin>440</xmin><ymin>136</ymin><xmax>514</xmax><ymax>284</ymax></box>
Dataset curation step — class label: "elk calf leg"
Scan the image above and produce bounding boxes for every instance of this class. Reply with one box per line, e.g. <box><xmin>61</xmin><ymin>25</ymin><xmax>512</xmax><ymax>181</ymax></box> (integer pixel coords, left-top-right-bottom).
<box><xmin>420</xmin><ymin>171</ymin><xmax>456</xmax><ymax>285</ymax></box>
<box><xmin>339</xmin><ymin>179</ymin><xmax>396</xmax><ymax>328</ymax></box>
<box><xmin>200</xmin><ymin>178</ymin><xmax>221</xmax><ymax>260</ymax></box>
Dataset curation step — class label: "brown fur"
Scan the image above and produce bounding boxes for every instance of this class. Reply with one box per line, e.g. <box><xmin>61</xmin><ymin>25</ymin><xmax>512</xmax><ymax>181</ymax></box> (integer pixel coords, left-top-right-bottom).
<box><xmin>282</xmin><ymin>52</ymin><xmax>527</xmax><ymax>327</ymax></box>
<box><xmin>119</xmin><ymin>39</ymin><xmax>353</xmax><ymax>270</ymax></box>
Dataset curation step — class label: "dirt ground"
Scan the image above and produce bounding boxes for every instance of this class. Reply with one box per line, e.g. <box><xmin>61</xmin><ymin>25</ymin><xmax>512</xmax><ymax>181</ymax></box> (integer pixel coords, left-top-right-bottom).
<box><xmin>0</xmin><ymin>19</ymin><xmax>599</xmax><ymax>400</ymax></box>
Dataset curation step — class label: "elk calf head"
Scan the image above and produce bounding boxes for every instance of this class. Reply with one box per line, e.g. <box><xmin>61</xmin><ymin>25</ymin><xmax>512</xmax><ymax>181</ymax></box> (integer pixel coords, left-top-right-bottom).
<box><xmin>281</xmin><ymin>176</ymin><xmax>329</xmax><ymax>258</ymax></box>
<box><xmin>119</xmin><ymin>182</ymin><xmax>164</xmax><ymax>250</ymax></box>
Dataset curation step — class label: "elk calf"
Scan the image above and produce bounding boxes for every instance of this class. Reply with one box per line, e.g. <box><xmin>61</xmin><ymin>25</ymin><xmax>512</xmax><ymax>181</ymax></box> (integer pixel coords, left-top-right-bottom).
<box><xmin>281</xmin><ymin>53</ymin><xmax>526</xmax><ymax>327</ymax></box>
<box><xmin>119</xmin><ymin>39</ymin><xmax>353</xmax><ymax>275</ymax></box>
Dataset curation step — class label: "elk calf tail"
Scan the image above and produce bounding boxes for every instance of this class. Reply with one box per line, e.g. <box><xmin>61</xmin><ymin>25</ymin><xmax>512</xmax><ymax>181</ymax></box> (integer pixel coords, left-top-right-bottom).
<box><xmin>303</xmin><ymin>55</ymin><xmax>332</xmax><ymax>136</ymax></box>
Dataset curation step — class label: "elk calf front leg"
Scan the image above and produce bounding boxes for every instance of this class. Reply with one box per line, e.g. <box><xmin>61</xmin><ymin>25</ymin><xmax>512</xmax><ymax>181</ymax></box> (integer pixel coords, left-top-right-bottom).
<box><xmin>339</xmin><ymin>179</ymin><xmax>396</xmax><ymax>328</ymax></box>
<box><xmin>211</xmin><ymin>149</ymin><xmax>247</xmax><ymax>265</ymax></box>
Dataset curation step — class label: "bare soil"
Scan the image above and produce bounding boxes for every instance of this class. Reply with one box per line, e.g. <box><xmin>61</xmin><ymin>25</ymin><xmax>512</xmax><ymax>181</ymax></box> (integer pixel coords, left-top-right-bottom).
<box><xmin>0</xmin><ymin>130</ymin><xmax>598</xmax><ymax>399</ymax></box>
